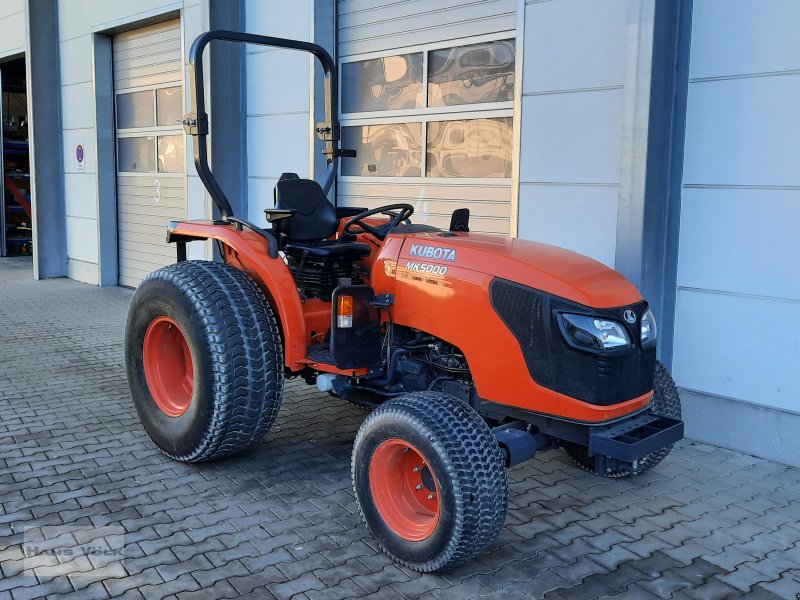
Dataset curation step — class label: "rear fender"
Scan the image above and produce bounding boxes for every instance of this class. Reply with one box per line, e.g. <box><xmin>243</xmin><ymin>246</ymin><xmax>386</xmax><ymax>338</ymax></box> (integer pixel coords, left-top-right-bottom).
<box><xmin>167</xmin><ymin>220</ymin><xmax>307</xmax><ymax>370</ymax></box>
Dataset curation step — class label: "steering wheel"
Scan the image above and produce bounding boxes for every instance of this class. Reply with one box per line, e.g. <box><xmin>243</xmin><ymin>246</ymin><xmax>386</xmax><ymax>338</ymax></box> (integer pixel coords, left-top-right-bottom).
<box><xmin>344</xmin><ymin>203</ymin><xmax>415</xmax><ymax>241</ymax></box>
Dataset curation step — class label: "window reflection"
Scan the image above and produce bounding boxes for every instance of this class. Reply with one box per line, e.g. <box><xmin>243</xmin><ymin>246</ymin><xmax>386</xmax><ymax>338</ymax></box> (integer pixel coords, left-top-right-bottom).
<box><xmin>117</xmin><ymin>91</ymin><xmax>155</xmax><ymax>129</ymax></box>
<box><xmin>156</xmin><ymin>87</ymin><xmax>183</xmax><ymax>127</ymax></box>
<box><xmin>342</xmin><ymin>53</ymin><xmax>423</xmax><ymax>113</ymax></box>
<box><xmin>428</xmin><ymin>40</ymin><xmax>515</xmax><ymax>107</ymax></box>
<box><xmin>427</xmin><ymin>118</ymin><xmax>513</xmax><ymax>178</ymax></box>
<box><xmin>158</xmin><ymin>135</ymin><xmax>185</xmax><ymax>173</ymax></box>
<box><xmin>118</xmin><ymin>137</ymin><xmax>156</xmax><ymax>172</ymax></box>
<box><xmin>342</xmin><ymin>123</ymin><xmax>422</xmax><ymax>177</ymax></box>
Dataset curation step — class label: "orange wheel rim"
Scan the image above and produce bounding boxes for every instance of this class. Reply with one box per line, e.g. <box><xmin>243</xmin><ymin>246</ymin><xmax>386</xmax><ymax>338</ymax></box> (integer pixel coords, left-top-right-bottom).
<box><xmin>369</xmin><ymin>439</ymin><xmax>441</xmax><ymax>541</ymax></box>
<box><xmin>143</xmin><ymin>316</ymin><xmax>194</xmax><ymax>417</ymax></box>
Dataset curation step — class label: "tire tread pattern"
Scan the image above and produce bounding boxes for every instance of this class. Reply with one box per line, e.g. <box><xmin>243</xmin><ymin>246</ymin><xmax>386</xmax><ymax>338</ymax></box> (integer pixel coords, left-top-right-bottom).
<box><xmin>138</xmin><ymin>260</ymin><xmax>283</xmax><ymax>462</ymax></box>
<box><xmin>353</xmin><ymin>391</ymin><xmax>508</xmax><ymax>572</ymax></box>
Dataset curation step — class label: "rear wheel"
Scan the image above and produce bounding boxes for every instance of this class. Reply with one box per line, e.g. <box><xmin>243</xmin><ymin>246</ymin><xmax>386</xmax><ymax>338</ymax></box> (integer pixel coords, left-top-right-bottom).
<box><xmin>566</xmin><ymin>361</ymin><xmax>681</xmax><ymax>477</ymax></box>
<box><xmin>125</xmin><ymin>260</ymin><xmax>283</xmax><ymax>462</ymax></box>
<box><xmin>352</xmin><ymin>391</ymin><xmax>508</xmax><ymax>572</ymax></box>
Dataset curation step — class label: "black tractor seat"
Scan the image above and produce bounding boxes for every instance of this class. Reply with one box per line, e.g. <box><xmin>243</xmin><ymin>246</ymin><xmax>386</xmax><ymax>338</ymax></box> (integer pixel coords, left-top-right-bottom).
<box><xmin>266</xmin><ymin>175</ymin><xmax>371</xmax><ymax>299</ymax></box>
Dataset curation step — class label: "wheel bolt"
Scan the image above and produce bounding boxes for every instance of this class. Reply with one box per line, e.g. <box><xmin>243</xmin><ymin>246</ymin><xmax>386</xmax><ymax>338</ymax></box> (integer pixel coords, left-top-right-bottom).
<box><xmin>415</xmin><ymin>484</ymin><xmax>423</xmax><ymax>491</ymax></box>
<box><xmin>412</xmin><ymin>466</ymin><xmax>421</xmax><ymax>472</ymax></box>
<box><xmin>428</xmin><ymin>494</ymin><xmax>435</xmax><ymax>500</ymax></box>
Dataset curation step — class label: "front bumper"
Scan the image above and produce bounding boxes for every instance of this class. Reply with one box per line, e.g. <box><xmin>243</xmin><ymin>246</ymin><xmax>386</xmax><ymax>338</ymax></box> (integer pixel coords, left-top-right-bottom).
<box><xmin>589</xmin><ymin>412</ymin><xmax>684</xmax><ymax>466</ymax></box>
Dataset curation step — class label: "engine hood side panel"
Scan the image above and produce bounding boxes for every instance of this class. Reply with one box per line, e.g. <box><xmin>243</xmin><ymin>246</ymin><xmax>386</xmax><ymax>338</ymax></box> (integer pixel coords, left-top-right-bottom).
<box><xmin>391</xmin><ymin>235</ymin><xmax>652</xmax><ymax>421</ymax></box>
<box><xmin>396</xmin><ymin>232</ymin><xmax>642</xmax><ymax>308</ymax></box>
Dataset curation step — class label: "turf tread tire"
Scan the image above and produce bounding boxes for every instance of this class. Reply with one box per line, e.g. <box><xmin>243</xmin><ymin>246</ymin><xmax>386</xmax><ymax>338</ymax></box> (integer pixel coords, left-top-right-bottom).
<box><xmin>125</xmin><ymin>260</ymin><xmax>283</xmax><ymax>462</ymax></box>
<box><xmin>352</xmin><ymin>391</ymin><xmax>508</xmax><ymax>572</ymax></box>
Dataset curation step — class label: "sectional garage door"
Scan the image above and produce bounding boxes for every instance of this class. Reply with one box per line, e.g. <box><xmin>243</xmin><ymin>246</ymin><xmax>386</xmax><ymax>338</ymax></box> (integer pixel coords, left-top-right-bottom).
<box><xmin>113</xmin><ymin>19</ymin><xmax>185</xmax><ymax>287</ymax></box>
<box><xmin>337</xmin><ymin>0</ymin><xmax>517</xmax><ymax>235</ymax></box>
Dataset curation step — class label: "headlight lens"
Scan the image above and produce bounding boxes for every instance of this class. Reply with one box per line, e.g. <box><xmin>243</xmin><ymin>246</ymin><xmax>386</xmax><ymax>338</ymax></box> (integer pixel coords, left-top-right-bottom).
<box><xmin>560</xmin><ymin>313</ymin><xmax>630</xmax><ymax>350</ymax></box>
<box><xmin>641</xmin><ymin>308</ymin><xmax>657</xmax><ymax>348</ymax></box>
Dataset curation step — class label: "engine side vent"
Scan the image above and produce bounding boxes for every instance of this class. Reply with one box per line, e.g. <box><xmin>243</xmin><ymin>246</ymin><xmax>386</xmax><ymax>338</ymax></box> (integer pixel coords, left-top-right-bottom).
<box><xmin>488</xmin><ymin>279</ymin><xmax>554</xmax><ymax>389</ymax></box>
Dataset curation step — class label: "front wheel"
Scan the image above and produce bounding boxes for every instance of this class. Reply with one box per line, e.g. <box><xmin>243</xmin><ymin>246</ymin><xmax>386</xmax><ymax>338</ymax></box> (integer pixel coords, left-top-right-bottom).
<box><xmin>352</xmin><ymin>392</ymin><xmax>508</xmax><ymax>572</ymax></box>
<box><xmin>566</xmin><ymin>361</ymin><xmax>681</xmax><ymax>477</ymax></box>
<box><xmin>125</xmin><ymin>260</ymin><xmax>284</xmax><ymax>462</ymax></box>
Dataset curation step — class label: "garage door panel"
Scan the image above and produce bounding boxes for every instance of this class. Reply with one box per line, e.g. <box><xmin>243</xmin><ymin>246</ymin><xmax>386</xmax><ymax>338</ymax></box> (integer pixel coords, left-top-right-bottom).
<box><xmin>340</xmin><ymin>181</ymin><xmax>510</xmax><ymax>202</ymax></box>
<box><xmin>113</xmin><ymin>38</ymin><xmax>181</xmax><ymax>63</ymax></box>
<box><xmin>114</xmin><ymin>21</ymin><xmax>180</xmax><ymax>44</ymax></box>
<box><xmin>338</xmin><ymin>0</ymin><xmax>514</xmax><ymax>56</ymax></box>
<box><xmin>117</xmin><ymin>230</ymin><xmax>175</xmax><ymax>248</ymax></box>
<box><xmin>117</xmin><ymin>194</ymin><xmax>186</xmax><ymax>215</ymax></box>
<box><xmin>114</xmin><ymin>19</ymin><xmax>185</xmax><ymax>287</ymax></box>
<box><xmin>119</xmin><ymin>240</ymin><xmax>176</xmax><ymax>261</ymax></box>
<box><xmin>113</xmin><ymin>60</ymin><xmax>183</xmax><ymax>86</ymax></box>
<box><xmin>117</xmin><ymin>219</ymin><xmax>172</xmax><ymax>242</ymax></box>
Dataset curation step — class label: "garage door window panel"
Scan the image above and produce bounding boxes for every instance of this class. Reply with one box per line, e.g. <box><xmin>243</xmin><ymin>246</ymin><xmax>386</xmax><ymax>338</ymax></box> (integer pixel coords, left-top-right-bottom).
<box><xmin>340</xmin><ymin>37</ymin><xmax>515</xmax><ymax>180</ymax></box>
<box><xmin>118</xmin><ymin>136</ymin><xmax>156</xmax><ymax>173</ymax></box>
<box><xmin>427</xmin><ymin>117</ymin><xmax>513</xmax><ymax>178</ymax></box>
<box><xmin>342</xmin><ymin>53</ymin><xmax>423</xmax><ymax>113</ymax></box>
<box><xmin>342</xmin><ymin>123</ymin><xmax>422</xmax><ymax>177</ymax></box>
<box><xmin>428</xmin><ymin>40</ymin><xmax>515</xmax><ymax>107</ymax></box>
<box><xmin>117</xmin><ymin>90</ymin><xmax>155</xmax><ymax>129</ymax></box>
<box><xmin>158</xmin><ymin>135</ymin><xmax>185</xmax><ymax>173</ymax></box>
<box><xmin>156</xmin><ymin>86</ymin><xmax>183</xmax><ymax>126</ymax></box>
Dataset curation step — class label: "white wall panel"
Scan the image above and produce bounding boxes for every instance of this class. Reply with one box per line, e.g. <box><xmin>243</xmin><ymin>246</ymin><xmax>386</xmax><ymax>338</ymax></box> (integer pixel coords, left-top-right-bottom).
<box><xmin>0</xmin><ymin>0</ymin><xmax>23</xmax><ymax>20</ymax></box>
<box><xmin>518</xmin><ymin>184</ymin><xmax>617</xmax><ymax>267</ymax></box>
<box><xmin>246</xmin><ymin>50</ymin><xmax>311</xmax><ymax>116</ymax></box>
<box><xmin>64</xmin><ymin>174</ymin><xmax>98</xmax><ymax>220</ymax></box>
<box><xmin>683</xmin><ymin>75</ymin><xmax>800</xmax><ymax>187</ymax></box>
<box><xmin>65</xmin><ymin>216</ymin><xmax>99</xmax><ymax>263</ymax></box>
<box><xmin>248</xmin><ymin>177</ymin><xmax>279</xmax><ymax>224</ymax></box>
<box><xmin>248</xmin><ymin>113</ymin><xmax>310</xmax><ymax>179</ymax></box>
<box><xmin>60</xmin><ymin>35</ymin><xmax>93</xmax><ymax>86</ymax></box>
<box><xmin>690</xmin><ymin>0</ymin><xmax>800</xmax><ymax>79</ymax></box>
<box><xmin>523</xmin><ymin>0</ymin><xmax>626</xmax><ymax>93</ymax></box>
<box><xmin>519</xmin><ymin>88</ymin><xmax>624</xmax><ymax>184</ymax></box>
<box><xmin>60</xmin><ymin>82</ymin><xmax>95</xmax><ymax>131</ymax></box>
<box><xmin>62</xmin><ymin>129</ymin><xmax>95</xmax><ymax>175</ymax></box>
<box><xmin>678</xmin><ymin>188</ymin><xmax>800</xmax><ymax>301</ymax></box>
<box><xmin>0</xmin><ymin>7</ymin><xmax>25</xmax><ymax>55</ymax></box>
<box><xmin>246</xmin><ymin>0</ymin><xmax>310</xmax><ymax>40</ymax></box>
<box><xmin>673</xmin><ymin>289</ymin><xmax>800</xmax><ymax>414</ymax></box>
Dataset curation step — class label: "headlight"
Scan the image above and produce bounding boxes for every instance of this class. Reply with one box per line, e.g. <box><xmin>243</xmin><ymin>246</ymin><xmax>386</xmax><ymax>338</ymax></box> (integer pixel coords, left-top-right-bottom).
<box><xmin>560</xmin><ymin>313</ymin><xmax>630</xmax><ymax>351</ymax></box>
<box><xmin>641</xmin><ymin>308</ymin><xmax>657</xmax><ymax>348</ymax></box>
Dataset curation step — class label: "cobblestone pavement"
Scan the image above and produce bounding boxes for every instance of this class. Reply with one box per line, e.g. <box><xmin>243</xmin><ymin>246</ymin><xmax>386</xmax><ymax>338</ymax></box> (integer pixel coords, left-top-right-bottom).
<box><xmin>1</xmin><ymin>256</ymin><xmax>799</xmax><ymax>600</ymax></box>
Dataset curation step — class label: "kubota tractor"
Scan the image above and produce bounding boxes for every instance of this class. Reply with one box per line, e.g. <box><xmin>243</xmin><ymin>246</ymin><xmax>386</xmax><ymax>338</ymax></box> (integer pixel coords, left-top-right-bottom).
<box><xmin>125</xmin><ymin>31</ymin><xmax>684</xmax><ymax>572</ymax></box>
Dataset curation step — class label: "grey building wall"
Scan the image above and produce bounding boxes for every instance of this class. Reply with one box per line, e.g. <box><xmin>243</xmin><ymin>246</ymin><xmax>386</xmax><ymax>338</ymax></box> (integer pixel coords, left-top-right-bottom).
<box><xmin>673</xmin><ymin>0</ymin><xmax>800</xmax><ymax>467</ymax></box>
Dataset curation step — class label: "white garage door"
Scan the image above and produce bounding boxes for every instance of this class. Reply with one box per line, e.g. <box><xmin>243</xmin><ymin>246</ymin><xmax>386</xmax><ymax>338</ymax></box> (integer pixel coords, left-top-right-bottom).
<box><xmin>113</xmin><ymin>19</ymin><xmax>185</xmax><ymax>287</ymax></box>
<box><xmin>338</xmin><ymin>0</ymin><xmax>517</xmax><ymax>235</ymax></box>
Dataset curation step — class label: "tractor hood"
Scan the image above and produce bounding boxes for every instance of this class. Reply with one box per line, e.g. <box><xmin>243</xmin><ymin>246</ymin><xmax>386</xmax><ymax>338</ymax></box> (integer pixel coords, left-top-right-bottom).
<box><xmin>397</xmin><ymin>231</ymin><xmax>642</xmax><ymax>309</ymax></box>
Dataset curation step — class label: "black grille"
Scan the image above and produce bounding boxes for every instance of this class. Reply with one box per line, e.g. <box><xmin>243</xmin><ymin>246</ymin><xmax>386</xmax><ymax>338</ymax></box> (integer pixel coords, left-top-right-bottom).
<box><xmin>489</xmin><ymin>278</ymin><xmax>656</xmax><ymax>406</ymax></box>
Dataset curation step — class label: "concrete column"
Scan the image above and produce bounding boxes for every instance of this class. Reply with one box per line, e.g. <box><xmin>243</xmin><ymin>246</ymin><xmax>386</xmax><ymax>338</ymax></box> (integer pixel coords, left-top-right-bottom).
<box><xmin>209</xmin><ymin>0</ymin><xmax>248</xmax><ymax>220</ymax></box>
<box><xmin>615</xmin><ymin>0</ymin><xmax>693</xmax><ymax>368</ymax></box>
<box><xmin>26</xmin><ymin>0</ymin><xmax>67</xmax><ymax>279</ymax></box>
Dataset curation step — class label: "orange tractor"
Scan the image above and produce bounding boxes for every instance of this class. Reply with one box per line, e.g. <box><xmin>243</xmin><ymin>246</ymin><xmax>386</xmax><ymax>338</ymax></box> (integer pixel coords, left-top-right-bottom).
<box><xmin>125</xmin><ymin>31</ymin><xmax>684</xmax><ymax>572</ymax></box>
